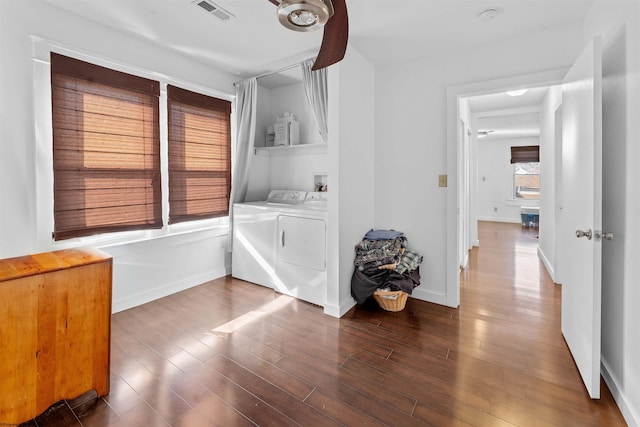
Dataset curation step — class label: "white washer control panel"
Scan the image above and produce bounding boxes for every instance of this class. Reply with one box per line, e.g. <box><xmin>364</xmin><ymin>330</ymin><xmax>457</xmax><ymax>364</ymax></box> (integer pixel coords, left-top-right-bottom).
<box><xmin>266</xmin><ymin>190</ymin><xmax>306</xmax><ymax>204</ymax></box>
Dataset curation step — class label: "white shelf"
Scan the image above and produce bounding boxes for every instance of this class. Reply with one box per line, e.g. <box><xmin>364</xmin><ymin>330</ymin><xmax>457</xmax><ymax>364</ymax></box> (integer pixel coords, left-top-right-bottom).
<box><xmin>255</xmin><ymin>143</ymin><xmax>327</xmax><ymax>156</ymax></box>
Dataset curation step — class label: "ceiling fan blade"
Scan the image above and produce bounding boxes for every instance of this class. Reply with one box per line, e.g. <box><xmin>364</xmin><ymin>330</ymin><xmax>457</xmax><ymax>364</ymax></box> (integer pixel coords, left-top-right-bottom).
<box><xmin>312</xmin><ymin>0</ymin><xmax>348</xmax><ymax>70</ymax></box>
<box><xmin>267</xmin><ymin>0</ymin><xmax>280</xmax><ymax>5</ymax></box>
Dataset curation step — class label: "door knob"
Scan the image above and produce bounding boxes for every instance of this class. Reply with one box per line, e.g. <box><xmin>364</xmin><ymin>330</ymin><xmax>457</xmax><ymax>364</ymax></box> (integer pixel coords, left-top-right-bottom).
<box><xmin>576</xmin><ymin>229</ymin><xmax>592</xmax><ymax>240</ymax></box>
<box><xmin>594</xmin><ymin>230</ymin><xmax>615</xmax><ymax>241</ymax></box>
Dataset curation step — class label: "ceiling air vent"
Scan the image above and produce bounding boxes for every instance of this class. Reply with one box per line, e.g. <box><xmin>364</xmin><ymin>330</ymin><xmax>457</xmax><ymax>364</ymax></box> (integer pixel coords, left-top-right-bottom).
<box><xmin>192</xmin><ymin>0</ymin><xmax>235</xmax><ymax>21</ymax></box>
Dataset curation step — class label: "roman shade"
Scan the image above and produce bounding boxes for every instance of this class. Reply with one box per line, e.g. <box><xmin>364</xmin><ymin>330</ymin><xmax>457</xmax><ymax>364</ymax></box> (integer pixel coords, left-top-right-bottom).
<box><xmin>51</xmin><ymin>53</ymin><xmax>161</xmax><ymax>240</ymax></box>
<box><xmin>167</xmin><ymin>85</ymin><xmax>231</xmax><ymax>224</ymax></box>
<box><xmin>510</xmin><ymin>145</ymin><xmax>540</xmax><ymax>163</ymax></box>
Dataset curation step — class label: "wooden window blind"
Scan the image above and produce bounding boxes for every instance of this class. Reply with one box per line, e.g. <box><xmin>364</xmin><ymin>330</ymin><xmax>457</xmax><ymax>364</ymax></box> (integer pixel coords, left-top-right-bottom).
<box><xmin>510</xmin><ymin>145</ymin><xmax>540</xmax><ymax>163</ymax></box>
<box><xmin>51</xmin><ymin>53</ymin><xmax>162</xmax><ymax>240</ymax></box>
<box><xmin>167</xmin><ymin>85</ymin><xmax>231</xmax><ymax>224</ymax></box>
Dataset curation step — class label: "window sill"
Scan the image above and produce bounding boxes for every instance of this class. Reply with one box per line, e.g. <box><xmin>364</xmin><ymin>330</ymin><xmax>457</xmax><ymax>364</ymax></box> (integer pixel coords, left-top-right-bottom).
<box><xmin>49</xmin><ymin>218</ymin><xmax>229</xmax><ymax>253</ymax></box>
<box><xmin>506</xmin><ymin>199</ymin><xmax>539</xmax><ymax>207</ymax></box>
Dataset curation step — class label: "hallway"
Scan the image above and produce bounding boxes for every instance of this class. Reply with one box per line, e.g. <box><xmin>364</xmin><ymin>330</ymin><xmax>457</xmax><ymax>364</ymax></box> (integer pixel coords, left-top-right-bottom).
<box><xmin>456</xmin><ymin>221</ymin><xmax>623</xmax><ymax>426</ymax></box>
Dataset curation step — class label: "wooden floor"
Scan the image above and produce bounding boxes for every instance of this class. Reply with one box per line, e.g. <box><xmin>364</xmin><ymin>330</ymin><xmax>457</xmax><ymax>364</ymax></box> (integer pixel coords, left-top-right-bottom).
<box><xmin>24</xmin><ymin>221</ymin><xmax>626</xmax><ymax>426</ymax></box>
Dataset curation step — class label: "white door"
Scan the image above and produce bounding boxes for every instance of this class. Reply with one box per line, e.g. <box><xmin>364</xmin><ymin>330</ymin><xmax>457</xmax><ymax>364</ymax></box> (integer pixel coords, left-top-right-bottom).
<box><xmin>561</xmin><ymin>37</ymin><xmax>603</xmax><ymax>399</ymax></box>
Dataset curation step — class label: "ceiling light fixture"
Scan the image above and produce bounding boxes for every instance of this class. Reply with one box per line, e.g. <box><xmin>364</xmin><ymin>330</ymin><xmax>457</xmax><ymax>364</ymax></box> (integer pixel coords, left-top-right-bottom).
<box><xmin>277</xmin><ymin>0</ymin><xmax>333</xmax><ymax>32</ymax></box>
<box><xmin>506</xmin><ymin>89</ymin><xmax>528</xmax><ymax>97</ymax></box>
<box><xmin>477</xmin><ymin>8</ymin><xmax>499</xmax><ymax>21</ymax></box>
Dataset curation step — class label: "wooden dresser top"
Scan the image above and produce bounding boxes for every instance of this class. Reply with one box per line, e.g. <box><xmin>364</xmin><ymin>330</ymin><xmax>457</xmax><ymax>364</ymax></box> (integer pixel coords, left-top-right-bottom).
<box><xmin>0</xmin><ymin>247</ymin><xmax>112</xmax><ymax>283</ymax></box>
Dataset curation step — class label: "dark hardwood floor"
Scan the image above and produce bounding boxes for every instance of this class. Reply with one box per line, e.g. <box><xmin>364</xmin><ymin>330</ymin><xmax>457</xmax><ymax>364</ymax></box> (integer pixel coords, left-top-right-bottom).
<box><xmin>22</xmin><ymin>221</ymin><xmax>626</xmax><ymax>426</ymax></box>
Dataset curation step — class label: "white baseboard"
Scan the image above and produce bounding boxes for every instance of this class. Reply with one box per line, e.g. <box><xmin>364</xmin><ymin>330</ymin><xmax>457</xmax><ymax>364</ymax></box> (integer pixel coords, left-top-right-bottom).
<box><xmin>537</xmin><ymin>246</ymin><xmax>558</xmax><ymax>284</ymax></box>
<box><xmin>112</xmin><ymin>265</ymin><xmax>231</xmax><ymax>313</ymax></box>
<box><xmin>602</xmin><ymin>359</ymin><xmax>639</xmax><ymax>427</ymax></box>
<box><xmin>477</xmin><ymin>216</ymin><xmax>522</xmax><ymax>224</ymax></box>
<box><xmin>324</xmin><ymin>297</ymin><xmax>356</xmax><ymax>318</ymax></box>
<box><xmin>410</xmin><ymin>287</ymin><xmax>448</xmax><ymax>307</ymax></box>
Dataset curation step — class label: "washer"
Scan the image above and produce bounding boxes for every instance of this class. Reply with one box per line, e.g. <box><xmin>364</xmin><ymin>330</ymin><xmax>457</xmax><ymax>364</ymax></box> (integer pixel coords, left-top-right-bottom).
<box><xmin>232</xmin><ymin>190</ymin><xmax>328</xmax><ymax>307</ymax></box>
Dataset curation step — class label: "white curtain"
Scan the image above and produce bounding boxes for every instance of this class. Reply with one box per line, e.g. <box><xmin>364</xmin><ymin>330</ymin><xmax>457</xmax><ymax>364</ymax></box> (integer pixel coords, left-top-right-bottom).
<box><xmin>301</xmin><ymin>59</ymin><xmax>328</xmax><ymax>143</ymax></box>
<box><xmin>228</xmin><ymin>77</ymin><xmax>257</xmax><ymax>251</ymax></box>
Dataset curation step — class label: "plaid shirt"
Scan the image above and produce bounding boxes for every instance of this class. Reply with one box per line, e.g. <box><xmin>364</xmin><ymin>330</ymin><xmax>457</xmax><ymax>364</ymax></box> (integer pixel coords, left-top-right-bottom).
<box><xmin>394</xmin><ymin>250</ymin><xmax>423</xmax><ymax>274</ymax></box>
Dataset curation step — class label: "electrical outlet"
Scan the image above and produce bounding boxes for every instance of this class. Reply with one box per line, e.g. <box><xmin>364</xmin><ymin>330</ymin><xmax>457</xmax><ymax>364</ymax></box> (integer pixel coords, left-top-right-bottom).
<box><xmin>438</xmin><ymin>174</ymin><xmax>447</xmax><ymax>187</ymax></box>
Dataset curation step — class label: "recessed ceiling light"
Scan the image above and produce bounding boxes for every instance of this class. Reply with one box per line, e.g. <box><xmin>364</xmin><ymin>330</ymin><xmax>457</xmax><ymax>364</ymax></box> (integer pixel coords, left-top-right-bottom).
<box><xmin>506</xmin><ymin>89</ymin><xmax>528</xmax><ymax>97</ymax></box>
<box><xmin>477</xmin><ymin>8</ymin><xmax>499</xmax><ymax>21</ymax></box>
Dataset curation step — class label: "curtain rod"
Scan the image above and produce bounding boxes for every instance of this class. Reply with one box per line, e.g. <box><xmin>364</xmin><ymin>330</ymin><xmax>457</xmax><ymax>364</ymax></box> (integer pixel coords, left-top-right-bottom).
<box><xmin>234</xmin><ymin>57</ymin><xmax>314</xmax><ymax>86</ymax></box>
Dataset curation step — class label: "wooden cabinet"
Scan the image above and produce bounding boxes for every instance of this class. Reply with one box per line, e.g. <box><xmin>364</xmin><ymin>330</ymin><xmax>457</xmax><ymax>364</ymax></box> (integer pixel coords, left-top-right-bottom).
<box><xmin>0</xmin><ymin>247</ymin><xmax>112</xmax><ymax>425</ymax></box>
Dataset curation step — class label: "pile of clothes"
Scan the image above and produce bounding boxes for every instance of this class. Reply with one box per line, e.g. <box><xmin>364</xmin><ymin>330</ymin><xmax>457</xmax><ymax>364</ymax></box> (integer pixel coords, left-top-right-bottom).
<box><xmin>350</xmin><ymin>229</ymin><xmax>423</xmax><ymax>304</ymax></box>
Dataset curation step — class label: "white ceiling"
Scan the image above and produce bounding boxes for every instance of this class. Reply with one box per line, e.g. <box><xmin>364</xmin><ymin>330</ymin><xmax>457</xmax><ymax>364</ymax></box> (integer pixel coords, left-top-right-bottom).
<box><xmin>476</xmin><ymin>111</ymin><xmax>541</xmax><ymax>140</ymax></box>
<box><xmin>467</xmin><ymin>86</ymin><xmax>553</xmax><ymax>140</ymax></box>
<box><xmin>41</xmin><ymin>0</ymin><xmax>590</xmax><ymax>140</ymax></box>
<box><xmin>466</xmin><ymin>86</ymin><xmax>550</xmax><ymax>114</ymax></box>
<box><xmin>41</xmin><ymin>0</ymin><xmax>593</xmax><ymax>79</ymax></box>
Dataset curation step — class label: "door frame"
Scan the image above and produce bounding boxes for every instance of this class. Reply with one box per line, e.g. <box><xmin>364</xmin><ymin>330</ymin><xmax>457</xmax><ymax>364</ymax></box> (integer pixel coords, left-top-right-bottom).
<box><xmin>554</xmin><ymin>105</ymin><xmax>564</xmax><ymax>285</ymax></box>
<box><xmin>444</xmin><ymin>68</ymin><xmax>568</xmax><ymax>307</ymax></box>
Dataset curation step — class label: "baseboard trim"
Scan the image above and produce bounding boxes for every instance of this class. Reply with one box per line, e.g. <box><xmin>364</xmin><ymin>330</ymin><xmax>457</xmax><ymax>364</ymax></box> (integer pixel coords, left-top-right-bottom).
<box><xmin>112</xmin><ymin>266</ymin><xmax>231</xmax><ymax>313</ymax></box>
<box><xmin>537</xmin><ymin>246</ymin><xmax>558</xmax><ymax>284</ymax></box>
<box><xmin>324</xmin><ymin>297</ymin><xmax>356</xmax><ymax>318</ymax></box>
<box><xmin>477</xmin><ymin>216</ymin><xmax>522</xmax><ymax>224</ymax></box>
<box><xmin>410</xmin><ymin>287</ymin><xmax>448</xmax><ymax>307</ymax></box>
<box><xmin>602</xmin><ymin>358</ymin><xmax>639</xmax><ymax>427</ymax></box>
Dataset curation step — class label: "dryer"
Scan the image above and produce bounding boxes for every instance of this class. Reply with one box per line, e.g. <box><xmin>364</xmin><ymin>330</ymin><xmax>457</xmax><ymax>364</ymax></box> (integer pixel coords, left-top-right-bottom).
<box><xmin>232</xmin><ymin>190</ymin><xmax>328</xmax><ymax>307</ymax></box>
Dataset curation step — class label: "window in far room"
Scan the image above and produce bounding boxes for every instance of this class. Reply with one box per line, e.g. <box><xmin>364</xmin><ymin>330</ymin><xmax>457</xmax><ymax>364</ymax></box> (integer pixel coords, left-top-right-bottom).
<box><xmin>513</xmin><ymin>162</ymin><xmax>540</xmax><ymax>199</ymax></box>
<box><xmin>510</xmin><ymin>145</ymin><xmax>540</xmax><ymax>200</ymax></box>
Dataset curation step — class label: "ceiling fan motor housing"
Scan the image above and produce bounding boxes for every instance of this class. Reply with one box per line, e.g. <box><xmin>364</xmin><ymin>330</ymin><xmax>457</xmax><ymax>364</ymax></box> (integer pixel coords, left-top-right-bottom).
<box><xmin>278</xmin><ymin>0</ymin><xmax>333</xmax><ymax>32</ymax></box>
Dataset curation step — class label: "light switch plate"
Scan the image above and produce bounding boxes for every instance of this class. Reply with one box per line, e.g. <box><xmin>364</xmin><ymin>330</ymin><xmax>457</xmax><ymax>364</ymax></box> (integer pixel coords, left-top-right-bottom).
<box><xmin>438</xmin><ymin>174</ymin><xmax>448</xmax><ymax>187</ymax></box>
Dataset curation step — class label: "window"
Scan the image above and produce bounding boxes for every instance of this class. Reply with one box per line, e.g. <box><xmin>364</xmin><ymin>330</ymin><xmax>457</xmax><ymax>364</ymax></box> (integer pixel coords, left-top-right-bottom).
<box><xmin>167</xmin><ymin>85</ymin><xmax>231</xmax><ymax>224</ymax></box>
<box><xmin>514</xmin><ymin>162</ymin><xmax>540</xmax><ymax>199</ymax></box>
<box><xmin>51</xmin><ymin>53</ymin><xmax>161</xmax><ymax>240</ymax></box>
<box><xmin>50</xmin><ymin>54</ymin><xmax>232</xmax><ymax>241</ymax></box>
<box><xmin>510</xmin><ymin>145</ymin><xmax>540</xmax><ymax>200</ymax></box>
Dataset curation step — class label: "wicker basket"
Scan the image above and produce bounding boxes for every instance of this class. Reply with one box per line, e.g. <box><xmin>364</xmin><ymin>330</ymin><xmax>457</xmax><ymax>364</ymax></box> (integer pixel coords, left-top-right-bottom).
<box><xmin>373</xmin><ymin>290</ymin><xmax>408</xmax><ymax>312</ymax></box>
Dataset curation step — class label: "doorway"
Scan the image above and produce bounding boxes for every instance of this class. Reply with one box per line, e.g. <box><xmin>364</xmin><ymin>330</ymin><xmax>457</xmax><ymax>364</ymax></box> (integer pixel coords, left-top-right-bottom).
<box><xmin>463</xmin><ymin>88</ymin><xmax>547</xmax><ymax>247</ymax></box>
<box><xmin>445</xmin><ymin>69</ymin><xmax>566</xmax><ymax>307</ymax></box>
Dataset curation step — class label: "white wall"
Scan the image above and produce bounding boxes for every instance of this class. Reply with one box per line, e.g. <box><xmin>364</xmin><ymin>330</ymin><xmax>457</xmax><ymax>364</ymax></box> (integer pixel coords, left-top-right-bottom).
<box><xmin>476</xmin><ymin>137</ymin><xmax>540</xmax><ymax>223</ymax></box>
<box><xmin>245</xmin><ymin>150</ymin><xmax>328</xmax><ymax>202</ymax></box>
<box><xmin>268</xmin><ymin>152</ymin><xmax>328</xmax><ymax>192</ymax></box>
<box><xmin>0</xmin><ymin>0</ymin><xmax>236</xmax><ymax>311</ymax></box>
<box><xmin>584</xmin><ymin>1</ymin><xmax>640</xmax><ymax>425</ymax></box>
<box><xmin>326</xmin><ymin>46</ymin><xmax>376</xmax><ymax>317</ymax></box>
<box><xmin>538</xmin><ymin>85</ymin><xmax>563</xmax><ymax>283</ymax></box>
<box><xmin>254</xmin><ymin>80</ymin><xmax>323</xmax><ymax>147</ymax></box>
<box><xmin>245</xmin><ymin>81</ymin><xmax>327</xmax><ymax>202</ymax></box>
<box><xmin>269</xmin><ymin>82</ymin><xmax>324</xmax><ymax>146</ymax></box>
<box><xmin>375</xmin><ymin>23</ymin><xmax>584</xmax><ymax>305</ymax></box>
